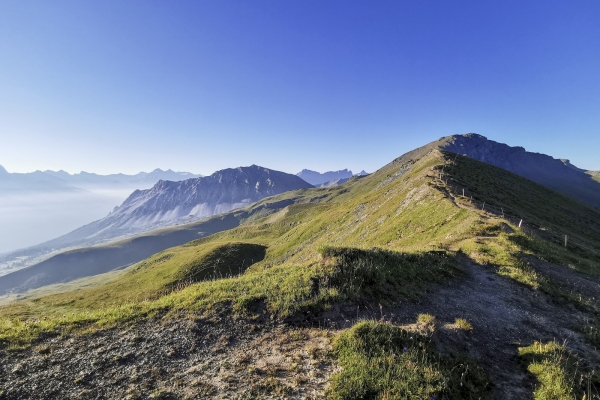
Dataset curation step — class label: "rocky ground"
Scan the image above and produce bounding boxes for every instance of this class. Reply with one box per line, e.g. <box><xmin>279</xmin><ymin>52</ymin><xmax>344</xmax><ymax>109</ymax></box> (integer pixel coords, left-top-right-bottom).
<box><xmin>0</xmin><ymin>312</ymin><xmax>335</xmax><ymax>400</ymax></box>
<box><xmin>2</xmin><ymin>256</ymin><xmax>600</xmax><ymax>399</ymax></box>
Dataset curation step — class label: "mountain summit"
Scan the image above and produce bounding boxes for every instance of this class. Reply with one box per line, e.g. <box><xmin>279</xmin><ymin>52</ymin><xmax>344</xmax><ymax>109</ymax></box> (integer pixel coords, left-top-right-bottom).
<box><xmin>108</xmin><ymin>165</ymin><xmax>312</xmax><ymax>230</ymax></box>
<box><xmin>30</xmin><ymin>165</ymin><xmax>313</xmax><ymax>251</ymax></box>
<box><xmin>394</xmin><ymin>133</ymin><xmax>600</xmax><ymax>208</ymax></box>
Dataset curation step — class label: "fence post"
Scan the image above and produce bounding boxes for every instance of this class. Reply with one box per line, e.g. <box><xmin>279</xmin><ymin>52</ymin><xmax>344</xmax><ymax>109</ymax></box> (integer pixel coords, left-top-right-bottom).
<box><xmin>462</xmin><ymin>188</ymin><xmax>465</xmax><ymax>197</ymax></box>
<box><xmin>564</xmin><ymin>235</ymin><xmax>568</xmax><ymax>248</ymax></box>
<box><xmin>482</xmin><ymin>202</ymin><xmax>485</xmax><ymax>211</ymax></box>
<box><xmin>519</xmin><ymin>219</ymin><xmax>523</xmax><ymax>228</ymax></box>
<box><xmin>501</xmin><ymin>207</ymin><xmax>504</xmax><ymax>218</ymax></box>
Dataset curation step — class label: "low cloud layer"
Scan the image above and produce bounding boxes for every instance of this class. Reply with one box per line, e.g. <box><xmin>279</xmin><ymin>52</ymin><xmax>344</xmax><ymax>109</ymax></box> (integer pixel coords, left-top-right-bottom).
<box><xmin>0</xmin><ymin>189</ymin><xmax>133</xmax><ymax>254</ymax></box>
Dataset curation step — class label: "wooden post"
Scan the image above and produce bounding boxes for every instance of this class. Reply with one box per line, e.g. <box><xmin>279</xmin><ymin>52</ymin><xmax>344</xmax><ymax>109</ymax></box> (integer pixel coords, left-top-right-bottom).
<box><xmin>462</xmin><ymin>188</ymin><xmax>465</xmax><ymax>197</ymax></box>
<box><xmin>482</xmin><ymin>202</ymin><xmax>485</xmax><ymax>211</ymax></box>
<box><xmin>519</xmin><ymin>219</ymin><xmax>523</xmax><ymax>228</ymax></box>
<box><xmin>564</xmin><ymin>235</ymin><xmax>568</xmax><ymax>248</ymax></box>
<box><xmin>501</xmin><ymin>207</ymin><xmax>504</xmax><ymax>218</ymax></box>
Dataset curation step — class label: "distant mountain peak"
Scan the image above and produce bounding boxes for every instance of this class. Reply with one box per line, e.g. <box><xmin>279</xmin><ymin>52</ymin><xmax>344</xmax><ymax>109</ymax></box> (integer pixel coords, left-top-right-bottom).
<box><xmin>0</xmin><ymin>164</ymin><xmax>7</xmax><ymax>174</ymax></box>
<box><xmin>49</xmin><ymin>165</ymin><xmax>313</xmax><ymax>247</ymax></box>
<box><xmin>296</xmin><ymin>168</ymin><xmax>355</xmax><ymax>186</ymax></box>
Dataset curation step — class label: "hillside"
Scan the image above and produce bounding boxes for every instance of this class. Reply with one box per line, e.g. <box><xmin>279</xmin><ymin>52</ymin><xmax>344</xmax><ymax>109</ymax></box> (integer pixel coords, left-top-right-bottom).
<box><xmin>0</xmin><ymin>193</ymin><xmax>311</xmax><ymax>295</ymax></box>
<box><xmin>391</xmin><ymin>133</ymin><xmax>600</xmax><ymax>209</ymax></box>
<box><xmin>1</xmin><ymin>148</ymin><xmax>600</xmax><ymax>399</ymax></box>
<box><xmin>589</xmin><ymin>170</ymin><xmax>600</xmax><ymax>183</ymax></box>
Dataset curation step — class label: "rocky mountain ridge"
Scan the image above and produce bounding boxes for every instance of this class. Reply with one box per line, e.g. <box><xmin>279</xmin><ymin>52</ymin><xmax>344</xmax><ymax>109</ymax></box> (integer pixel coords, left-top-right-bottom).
<box><xmin>106</xmin><ymin>165</ymin><xmax>312</xmax><ymax>231</ymax></box>
<box><xmin>0</xmin><ymin>166</ymin><xmax>201</xmax><ymax>193</ymax></box>
<box><xmin>14</xmin><ymin>165</ymin><xmax>312</xmax><ymax>254</ymax></box>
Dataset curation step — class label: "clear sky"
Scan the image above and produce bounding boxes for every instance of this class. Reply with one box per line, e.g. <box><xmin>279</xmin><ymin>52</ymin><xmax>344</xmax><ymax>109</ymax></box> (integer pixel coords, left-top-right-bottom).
<box><xmin>1</xmin><ymin>0</ymin><xmax>599</xmax><ymax>176</ymax></box>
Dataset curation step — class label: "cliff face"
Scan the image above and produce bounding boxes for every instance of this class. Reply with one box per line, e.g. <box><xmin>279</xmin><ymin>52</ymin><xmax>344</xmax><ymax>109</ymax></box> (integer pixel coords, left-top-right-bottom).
<box><xmin>107</xmin><ymin>165</ymin><xmax>313</xmax><ymax>231</ymax></box>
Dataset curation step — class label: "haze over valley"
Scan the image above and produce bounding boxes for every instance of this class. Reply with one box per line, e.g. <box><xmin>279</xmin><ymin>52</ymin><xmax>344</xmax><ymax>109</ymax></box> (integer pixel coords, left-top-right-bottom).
<box><xmin>0</xmin><ymin>166</ymin><xmax>201</xmax><ymax>255</ymax></box>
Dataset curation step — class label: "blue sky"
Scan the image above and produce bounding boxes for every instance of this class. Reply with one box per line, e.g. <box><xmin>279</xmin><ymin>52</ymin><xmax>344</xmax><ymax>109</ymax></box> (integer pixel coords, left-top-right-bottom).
<box><xmin>1</xmin><ymin>0</ymin><xmax>599</xmax><ymax>175</ymax></box>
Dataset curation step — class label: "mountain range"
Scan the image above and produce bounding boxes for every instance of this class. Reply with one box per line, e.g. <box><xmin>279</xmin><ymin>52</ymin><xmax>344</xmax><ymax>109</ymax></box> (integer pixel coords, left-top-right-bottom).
<box><xmin>2</xmin><ymin>133</ymin><xmax>599</xmax><ymax>295</ymax></box>
<box><xmin>2</xmin><ymin>133</ymin><xmax>600</xmax><ymax>399</ymax></box>
<box><xmin>0</xmin><ymin>165</ymin><xmax>312</xmax><ymax>272</ymax></box>
<box><xmin>0</xmin><ymin>165</ymin><xmax>202</xmax><ymax>193</ymax></box>
<box><xmin>61</xmin><ymin>165</ymin><xmax>313</xmax><ymax>243</ymax></box>
<box><xmin>296</xmin><ymin>168</ymin><xmax>368</xmax><ymax>186</ymax></box>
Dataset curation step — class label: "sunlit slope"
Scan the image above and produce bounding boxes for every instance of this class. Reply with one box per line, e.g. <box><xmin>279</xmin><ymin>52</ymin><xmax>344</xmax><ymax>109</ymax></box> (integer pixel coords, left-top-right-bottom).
<box><xmin>2</xmin><ymin>149</ymin><xmax>600</xmax><ymax>345</ymax></box>
<box><xmin>441</xmin><ymin>151</ymin><xmax>600</xmax><ymax>274</ymax></box>
<box><xmin>0</xmin><ymin>150</ymin><xmax>466</xmax><ymax>329</ymax></box>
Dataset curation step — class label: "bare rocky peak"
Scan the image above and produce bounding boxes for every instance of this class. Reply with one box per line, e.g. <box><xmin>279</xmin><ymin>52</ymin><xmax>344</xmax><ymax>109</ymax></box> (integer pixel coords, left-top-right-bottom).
<box><xmin>113</xmin><ymin>164</ymin><xmax>312</xmax><ymax>220</ymax></box>
<box><xmin>26</xmin><ymin>165</ymin><xmax>313</xmax><ymax>254</ymax></box>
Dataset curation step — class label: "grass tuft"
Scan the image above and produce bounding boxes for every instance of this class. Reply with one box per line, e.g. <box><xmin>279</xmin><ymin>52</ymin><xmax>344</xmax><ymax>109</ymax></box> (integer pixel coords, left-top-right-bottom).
<box><xmin>417</xmin><ymin>313</ymin><xmax>436</xmax><ymax>326</ymax></box>
<box><xmin>454</xmin><ymin>318</ymin><xmax>472</xmax><ymax>330</ymax></box>
<box><xmin>327</xmin><ymin>320</ymin><xmax>490</xmax><ymax>399</ymax></box>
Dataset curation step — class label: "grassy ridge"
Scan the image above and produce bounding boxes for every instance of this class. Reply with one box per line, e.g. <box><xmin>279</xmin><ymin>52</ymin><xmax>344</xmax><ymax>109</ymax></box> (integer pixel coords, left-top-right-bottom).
<box><xmin>3</xmin><ymin>150</ymin><xmax>599</xmax><ymax>340</ymax></box>
<box><xmin>443</xmin><ymin>152</ymin><xmax>600</xmax><ymax>274</ymax></box>
<box><xmin>1</xmin><ymin>148</ymin><xmax>600</xmax><ymax>400</ymax></box>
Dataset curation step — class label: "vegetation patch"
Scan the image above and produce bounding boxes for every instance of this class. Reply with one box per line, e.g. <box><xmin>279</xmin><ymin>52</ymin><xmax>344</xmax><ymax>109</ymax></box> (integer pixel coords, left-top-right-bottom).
<box><xmin>454</xmin><ymin>318</ymin><xmax>472</xmax><ymax>330</ymax></box>
<box><xmin>417</xmin><ymin>313</ymin><xmax>436</xmax><ymax>326</ymax></box>
<box><xmin>518</xmin><ymin>341</ymin><xmax>599</xmax><ymax>399</ymax></box>
<box><xmin>316</xmin><ymin>246</ymin><xmax>460</xmax><ymax>303</ymax></box>
<box><xmin>327</xmin><ymin>320</ymin><xmax>490</xmax><ymax>399</ymax></box>
<box><xmin>0</xmin><ymin>247</ymin><xmax>458</xmax><ymax>347</ymax></box>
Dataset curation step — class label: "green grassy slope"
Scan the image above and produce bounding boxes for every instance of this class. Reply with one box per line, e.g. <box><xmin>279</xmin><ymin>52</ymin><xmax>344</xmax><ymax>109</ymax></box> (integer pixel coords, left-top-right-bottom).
<box><xmin>443</xmin><ymin>152</ymin><xmax>600</xmax><ymax>275</ymax></box>
<box><xmin>4</xmin><ymin>148</ymin><xmax>600</xmax><ymax>399</ymax></box>
<box><xmin>2</xmin><ymin>149</ymin><xmax>600</xmax><ymax>347</ymax></box>
<box><xmin>0</xmin><ymin>181</ymin><xmax>373</xmax><ymax>295</ymax></box>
